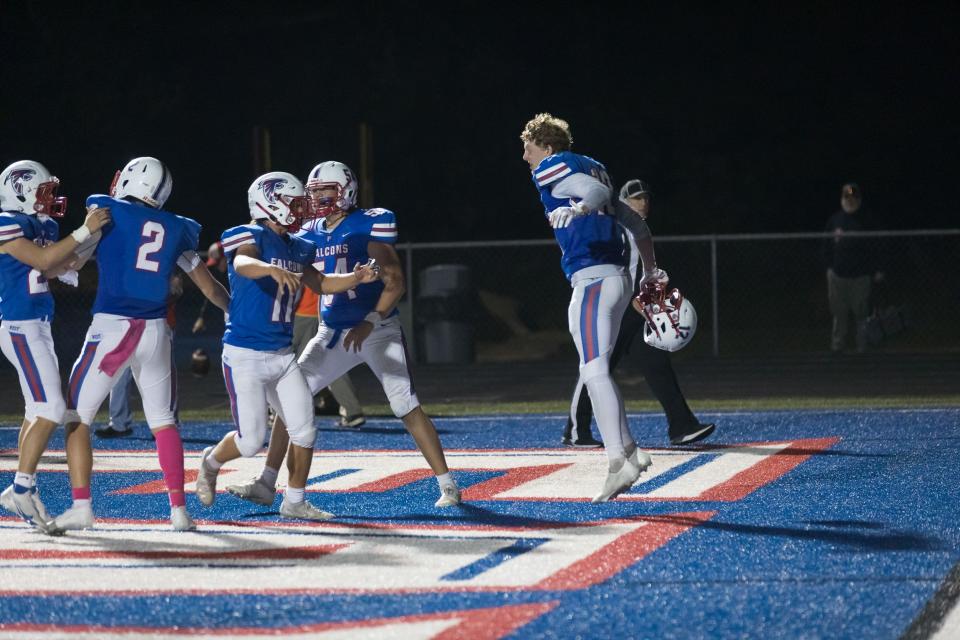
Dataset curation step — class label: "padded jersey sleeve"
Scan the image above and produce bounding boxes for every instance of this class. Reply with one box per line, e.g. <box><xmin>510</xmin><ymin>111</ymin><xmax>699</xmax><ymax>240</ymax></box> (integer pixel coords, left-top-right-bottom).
<box><xmin>176</xmin><ymin>216</ymin><xmax>203</xmax><ymax>272</ymax></box>
<box><xmin>551</xmin><ymin>172</ymin><xmax>612</xmax><ymax>213</ymax></box>
<box><xmin>0</xmin><ymin>213</ymin><xmax>28</xmax><ymax>243</ymax></box>
<box><xmin>364</xmin><ymin>208</ymin><xmax>397</xmax><ymax>244</ymax></box>
<box><xmin>532</xmin><ymin>153</ymin><xmax>574</xmax><ymax>188</ymax></box>
<box><xmin>220</xmin><ymin>224</ymin><xmax>259</xmax><ymax>256</ymax></box>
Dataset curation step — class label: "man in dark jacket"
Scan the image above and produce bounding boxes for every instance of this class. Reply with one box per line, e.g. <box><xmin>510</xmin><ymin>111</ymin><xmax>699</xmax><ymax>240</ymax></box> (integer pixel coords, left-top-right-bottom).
<box><xmin>823</xmin><ymin>183</ymin><xmax>883</xmax><ymax>353</ymax></box>
<box><xmin>563</xmin><ymin>179</ymin><xmax>715</xmax><ymax>447</ymax></box>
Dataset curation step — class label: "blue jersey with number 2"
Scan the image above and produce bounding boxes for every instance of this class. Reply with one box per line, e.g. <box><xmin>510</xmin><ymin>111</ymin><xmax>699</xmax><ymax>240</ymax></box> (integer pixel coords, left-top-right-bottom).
<box><xmin>87</xmin><ymin>195</ymin><xmax>200</xmax><ymax>319</ymax></box>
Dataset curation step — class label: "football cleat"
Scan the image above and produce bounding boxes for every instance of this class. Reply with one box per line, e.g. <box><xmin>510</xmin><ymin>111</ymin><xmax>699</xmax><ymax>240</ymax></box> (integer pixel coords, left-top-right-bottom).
<box><xmin>434</xmin><ymin>484</ymin><xmax>462</xmax><ymax>507</ymax></box>
<box><xmin>670</xmin><ymin>423</ymin><xmax>716</xmax><ymax>446</ymax></box>
<box><xmin>279</xmin><ymin>498</ymin><xmax>335</xmax><ymax>521</ymax></box>
<box><xmin>592</xmin><ymin>458</ymin><xmax>643</xmax><ymax>503</ymax></box>
<box><xmin>3</xmin><ymin>485</ymin><xmax>58</xmax><ymax>534</ymax></box>
<box><xmin>225</xmin><ymin>477</ymin><xmax>277</xmax><ymax>507</ymax></box>
<box><xmin>627</xmin><ymin>447</ymin><xmax>653</xmax><ymax>476</ymax></box>
<box><xmin>0</xmin><ymin>484</ymin><xmax>15</xmax><ymax>514</ymax></box>
<box><xmin>338</xmin><ymin>414</ymin><xmax>366</xmax><ymax>429</ymax></box>
<box><xmin>53</xmin><ymin>502</ymin><xmax>95</xmax><ymax>533</ymax></box>
<box><xmin>562</xmin><ymin>435</ymin><xmax>604</xmax><ymax>448</ymax></box>
<box><xmin>195</xmin><ymin>446</ymin><xmax>219</xmax><ymax>507</ymax></box>
<box><xmin>170</xmin><ymin>506</ymin><xmax>196</xmax><ymax>531</ymax></box>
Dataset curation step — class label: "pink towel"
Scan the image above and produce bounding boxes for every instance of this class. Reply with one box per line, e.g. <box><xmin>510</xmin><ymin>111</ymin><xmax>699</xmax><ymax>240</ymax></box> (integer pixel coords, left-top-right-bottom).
<box><xmin>98</xmin><ymin>319</ymin><xmax>146</xmax><ymax>377</ymax></box>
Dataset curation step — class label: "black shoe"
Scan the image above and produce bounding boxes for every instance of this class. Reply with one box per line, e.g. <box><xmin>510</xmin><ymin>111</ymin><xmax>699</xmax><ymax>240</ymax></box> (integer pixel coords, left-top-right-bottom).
<box><xmin>669</xmin><ymin>423</ymin><xmax>716</xmax><ymax>446</ymax></box>
<box><xmin>95</xmin><ymin>426</ymin><xmax>133</xmax><ymax>439</ymax></box>
<box><xmin>562</xmin><ymin>435</ymin><xmax>604</xmax><ymax>448</ymax></box>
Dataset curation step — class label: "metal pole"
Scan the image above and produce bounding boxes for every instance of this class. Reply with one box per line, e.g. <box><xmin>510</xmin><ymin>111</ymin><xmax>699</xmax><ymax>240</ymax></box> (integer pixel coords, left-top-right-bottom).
<box><xmin>711</xmin><ymin>236</ymin><xmax>719</xmax><ymax>357</ymax></box>
<box><xmin>404</xmin><ymin>244</ymin><xmax>416</xmax><ymax>361</ymax></box>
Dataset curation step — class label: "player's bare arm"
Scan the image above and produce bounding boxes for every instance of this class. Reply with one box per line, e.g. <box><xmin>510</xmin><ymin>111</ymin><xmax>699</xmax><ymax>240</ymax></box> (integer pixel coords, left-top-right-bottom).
<box><xmin>342</xmin><ymin>242</ymin><xmax>402</xmax><ymax>353</ymax></box>
<box><xmin>302</xmin><ymin>259</ymin><xmax>380</xmax><ymax>295</ymax></box>
<box><xmin>185</xmin><ymin>263</ymin><xmax>231</xmax><ymax>313</ymax></box>
<box><xmin>233</xmin><ymin>243</ymin><xmax>301</xmax><ymax>293</ymax></box>
<box><xmin>0</xmin><ymin>207</ymin><xmax>110</xmax><ymax>271</ymax></box>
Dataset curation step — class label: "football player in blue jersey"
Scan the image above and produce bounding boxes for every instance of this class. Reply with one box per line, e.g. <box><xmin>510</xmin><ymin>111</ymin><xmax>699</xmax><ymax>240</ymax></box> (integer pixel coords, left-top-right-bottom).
<box><xmin>0</xmin><ymin>160</ymin><xmax>110</xmax><ymax>533</ymax></box>
<box><xmin>225</xmin><ymin>161</ymin><xmax>462</xmax><ymax>509</ymax></box>
<box><xmin>521</xmin><ymin>113</ymin><xmax>653</xmax><ymax>502</ymax></box>
<box><xmin>54</xmin><ymin>157</ymin><xmax>231</xmax><ymax>533</ymax></box>
<box><xmin>194</xmin><ymin>171</ymin><xmax>380</xmax><ymax>521</ymax></box>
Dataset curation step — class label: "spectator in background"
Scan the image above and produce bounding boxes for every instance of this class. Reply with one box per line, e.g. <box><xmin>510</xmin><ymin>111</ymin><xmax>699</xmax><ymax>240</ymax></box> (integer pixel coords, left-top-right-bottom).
<box><xmin>191</xmin><ymin>241</ymin><xmax>228</xmax><ymax>335</ymax></box>
<box><xmin>95</xmin><ymin>273</ymin><xmax>185</xmax><ymax>438</ymax></box>
<box><xmin>823</xmin><ymin>183</ymin><xmax>884</xmax><ymax>354</ymax></box>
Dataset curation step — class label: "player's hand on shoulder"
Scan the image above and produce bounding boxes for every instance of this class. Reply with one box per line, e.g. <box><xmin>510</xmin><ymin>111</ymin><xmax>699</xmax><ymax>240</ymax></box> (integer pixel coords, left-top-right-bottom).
<box><xmin>84</xmin><ymin>205</ymin><xmax>111</xmax><ymax>232</ymax></box>
<box><xmin>269</xmin><ymin>265</ymin><xmax>302</xmax><ymax>292</ymax></box>
<box><xmin>354</xmin><ymin>258</ymin><xmax>381</xmax><ymax>283</ymax></box>
<box><xmin>343</xmin><ymin>321</ymin><xmax>374</xmax><ymax>353</ymax></box>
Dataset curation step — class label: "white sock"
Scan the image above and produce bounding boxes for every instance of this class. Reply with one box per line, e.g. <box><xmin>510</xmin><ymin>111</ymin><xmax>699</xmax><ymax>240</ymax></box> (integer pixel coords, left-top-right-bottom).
<box><xmin>285</xmin><ymin>486</ymin><xmax>305</xmax><ymax>503</ymax></box>
<box><xmin>436</xmin><ymin>472</ymin><xmax>456</xmax><ymax>490</ymax></box>
<box><xmin>585</xmin><ymin>375</ymin><xmax>627</xmax><ymax>460</ymax></box>
<box><xmin>205</xmin><ymin>453</ymin><xmax>223</xmax><ymax>471</ymax></box>
<box><xmin>73</xmin><ymin>498</ymin><xmax>91</xmax><ymax>509</ymax></box>
<box><xmin>13</xmin><ymin>472</ymin><xmax>34</xmax><ymax>492</ymax></box>
<box><xmin>261</xmin><ymin>466</ymin><xmax>279</xmax><ymax>488</ymax></box>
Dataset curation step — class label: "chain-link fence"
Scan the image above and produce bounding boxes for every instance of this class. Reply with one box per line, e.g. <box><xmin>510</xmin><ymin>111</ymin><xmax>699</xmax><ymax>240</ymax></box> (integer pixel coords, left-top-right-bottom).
<box><xmin>397</xmin><ymin>229</ymin><xmax>960</xmax><ymax>361</ymax></box>
<box><xmin>5</xmin><ymin>229</ymin><xmax>957</xmax><ymax>414</ymax></box>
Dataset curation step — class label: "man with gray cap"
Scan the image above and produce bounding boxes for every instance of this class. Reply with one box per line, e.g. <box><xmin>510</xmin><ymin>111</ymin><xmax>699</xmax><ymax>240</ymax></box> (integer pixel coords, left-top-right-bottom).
<box><xmin>563</xmin><ymin>179</ymin><xmax>716</xmax><ymax>447</ymax></box>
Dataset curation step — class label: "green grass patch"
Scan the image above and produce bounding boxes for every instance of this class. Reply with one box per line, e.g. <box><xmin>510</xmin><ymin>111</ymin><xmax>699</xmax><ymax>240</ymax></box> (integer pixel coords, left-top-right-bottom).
<box><xmin>1</xmin><ymin>395</ymin><xmax>956</xmax><ymax>426</ymax></box>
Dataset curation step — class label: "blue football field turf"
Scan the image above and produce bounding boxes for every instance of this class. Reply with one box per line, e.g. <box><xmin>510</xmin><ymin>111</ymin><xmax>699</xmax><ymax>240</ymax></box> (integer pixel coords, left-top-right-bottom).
<box><xmin>1</xmin><ymin>408</ymin><xmax>958</xmax><ymax>639</ymax></box>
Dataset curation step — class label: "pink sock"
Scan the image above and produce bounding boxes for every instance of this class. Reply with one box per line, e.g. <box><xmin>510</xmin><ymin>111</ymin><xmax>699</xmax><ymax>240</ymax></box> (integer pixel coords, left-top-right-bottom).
<box><xmin>72</xmin><ymin>487</ymin><xmax>91</xmax><ymax>501</ymax></box>
<box><xmin>154</xmin><ymin>428</ymin><xmax>186</xmax><ymax>507</ymax></box>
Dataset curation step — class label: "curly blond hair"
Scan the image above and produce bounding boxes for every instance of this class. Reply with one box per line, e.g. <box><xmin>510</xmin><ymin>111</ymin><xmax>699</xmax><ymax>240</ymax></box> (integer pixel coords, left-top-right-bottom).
<box><xmin>520</xmin><ymin>113</ymin><xmax>573</xmax><ymax>152</ymax></box>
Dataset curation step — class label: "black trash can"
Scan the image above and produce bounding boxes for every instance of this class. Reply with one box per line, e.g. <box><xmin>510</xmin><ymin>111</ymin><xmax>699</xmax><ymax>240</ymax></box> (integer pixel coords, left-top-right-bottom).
<box><xmin>416</xmin><ymin>264</ymin><xmax>475</xmax><ymax>363</ymax></box>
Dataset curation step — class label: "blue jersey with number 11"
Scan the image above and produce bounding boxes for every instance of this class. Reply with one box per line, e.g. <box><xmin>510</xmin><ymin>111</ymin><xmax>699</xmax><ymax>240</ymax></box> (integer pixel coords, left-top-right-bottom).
<box><xmin>221</xmin><ymin>222</ymin><xmax>317</xmax><ymax>351</ymax></box>
<box><xmin>87</xmin><ymin>195</ymin><xmax>201</xmax><ymax>319</ymax></box>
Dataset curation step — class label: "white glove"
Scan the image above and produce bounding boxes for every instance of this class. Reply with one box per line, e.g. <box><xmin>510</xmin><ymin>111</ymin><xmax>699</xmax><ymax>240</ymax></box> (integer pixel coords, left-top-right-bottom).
<box><xmin>639</xmin><ymin>268</ymin><xmax>669</xmax><ymax>287</ymax></box>
<box><xmin>57</xmin><ymin>270</ymin><xmax>79</xmax><ymax>287</ymax></box>
<box><xmin>547</xmin><ymin>206</ymin><xmax>584</xmax><ymax>229</ymax></box>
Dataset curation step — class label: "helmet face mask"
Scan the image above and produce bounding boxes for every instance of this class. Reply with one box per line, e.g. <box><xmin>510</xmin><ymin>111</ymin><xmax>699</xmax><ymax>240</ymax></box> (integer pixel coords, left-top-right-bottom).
<box><xmin>634</xmin><ymin>282</ymin><xmax>698</xmax><ymax>352</ymax></box>
<box><xmin>0</xmin><ymin>160</ymin><xmax>67</xmax><ymax>217</ymax></box>
<box><xmin>305</xmin><ymin>161</ymin><xmax>358</xmax><ymax>218</ymax></box>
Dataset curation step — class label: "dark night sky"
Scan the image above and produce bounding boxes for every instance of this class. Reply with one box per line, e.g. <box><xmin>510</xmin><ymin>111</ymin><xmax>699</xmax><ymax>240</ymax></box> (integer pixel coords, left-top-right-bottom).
<box><xmin>2</xmin><ymin>2</ymin><xmax>958</xmax><ymax>246</ymax></box>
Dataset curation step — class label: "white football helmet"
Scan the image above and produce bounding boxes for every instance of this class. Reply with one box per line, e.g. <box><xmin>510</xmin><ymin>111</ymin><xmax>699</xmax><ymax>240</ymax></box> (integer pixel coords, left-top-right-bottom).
<box><xmin>110</xmin><ymin>157</ymin><xmax>172</xmax><ymax>209</ymax></box>
<box><xmin>247</xmin><ymin>171</ymin><xmax>311</xmax><ymax>230</ymax></box>
<box><xmin>634</xmin><ymin>282</ymin><xmax>698</xmax><ymax>352</ymax></box>
<box><xmin>305</xmin><ymin>161</ymin><xmax>358</xmax><ymax>217</ymax></box>
<box><xmin>0</xmin><ymin>160</ymin><xmax>67</xmax><ymax>217</ymax></box>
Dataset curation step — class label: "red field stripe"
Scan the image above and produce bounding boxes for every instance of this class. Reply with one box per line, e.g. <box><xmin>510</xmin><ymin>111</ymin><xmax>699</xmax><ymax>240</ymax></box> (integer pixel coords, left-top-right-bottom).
<box><xmin>697</xmin><ymin>437</ymin><xmax>840</xmax><ymax>501</ymax></box>
<box><xmin>535</xmin><ymin>511</ymin><xmax>716</xmax><ymax>590</ymax></box>
<box><xmin>341</xmin><ymin>468</ymin><xmax>435</xmax><ymax>493</ymax></box>
<box><xmin>113</xmin><ymin>469</ymin><xmax>199</xmax><ymax>495</ymax></box>
<box><xmin>461</xmin><ymin>464</ymin><xmax>572</xmax><ymax>501</ymax></box>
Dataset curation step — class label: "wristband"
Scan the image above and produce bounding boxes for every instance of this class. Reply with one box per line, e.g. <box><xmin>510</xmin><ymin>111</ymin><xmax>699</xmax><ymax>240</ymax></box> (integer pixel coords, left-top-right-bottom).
<box><xmin>71</xmin><ymin>226</ymin><xmax>91</xmax><ymax>244</ymax></box>
<box><xmin>364</xmin><ymin>311</ymin><xmax>382</xmax><ymax>327</ymax></box>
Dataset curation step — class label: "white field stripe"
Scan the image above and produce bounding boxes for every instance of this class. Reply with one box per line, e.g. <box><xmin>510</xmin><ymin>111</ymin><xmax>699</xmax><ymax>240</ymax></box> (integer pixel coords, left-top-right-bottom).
<box><xmin>0</xmin><ymin>620</ymin><xmax>457</xmax><ymax>640</ymax></box>
<box><xmin>641</xmin><ymin>442</ymin><xmax>792</xmax><ymax>499</ymax></box>
<box><xmin>932</xmin><ymin>598</ymin><xmax>960</xmax><ymax>639</ymax></box>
